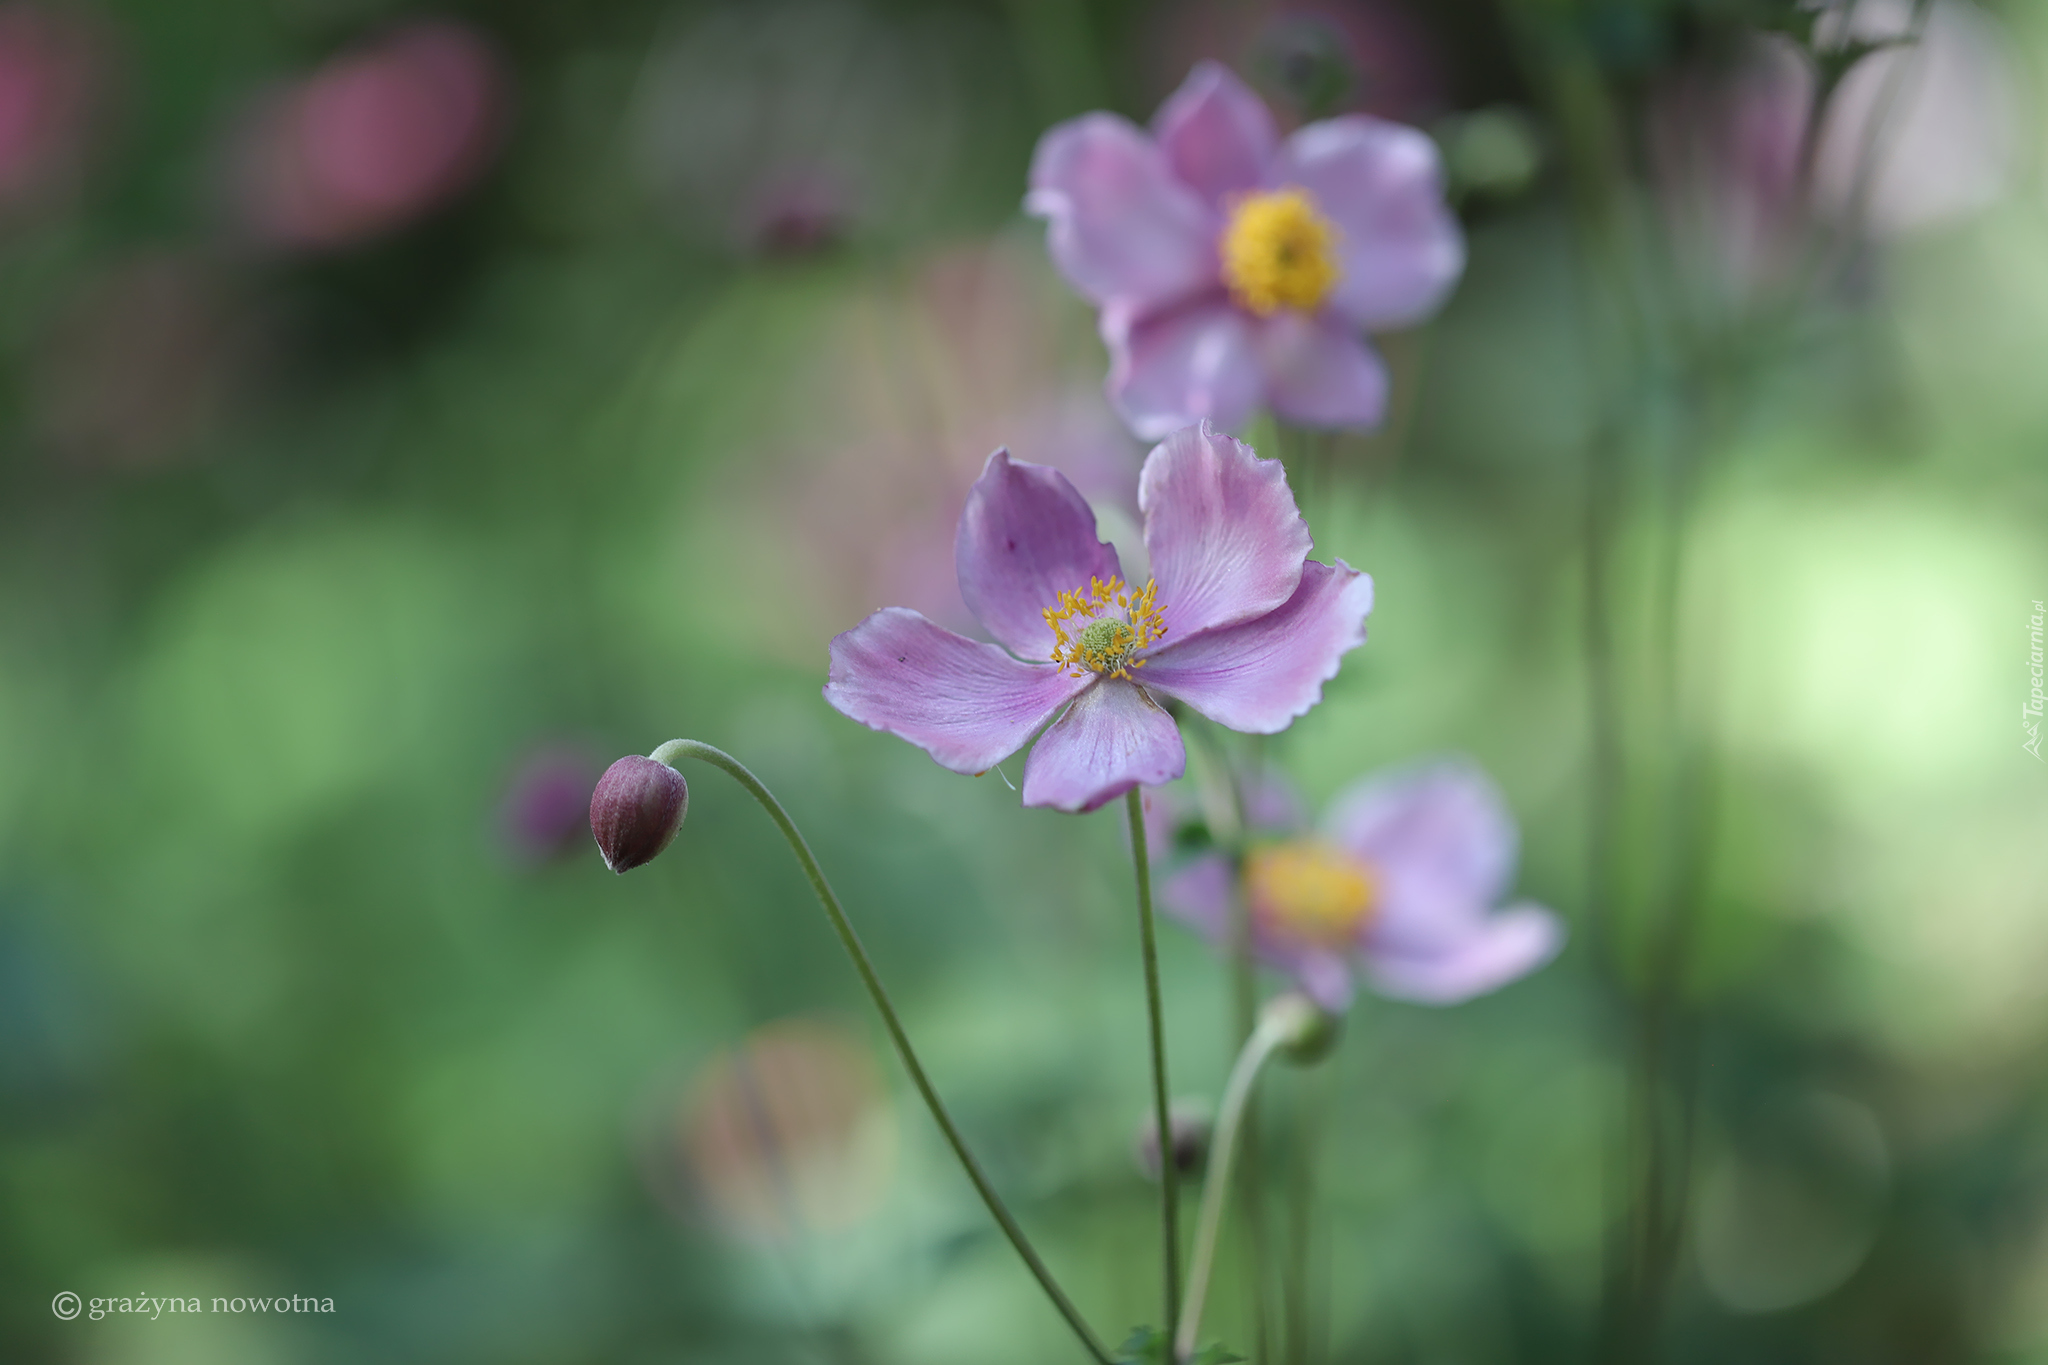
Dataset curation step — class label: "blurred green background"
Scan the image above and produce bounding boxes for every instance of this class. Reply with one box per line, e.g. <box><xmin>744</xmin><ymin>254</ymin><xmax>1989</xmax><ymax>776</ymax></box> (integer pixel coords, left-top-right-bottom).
<box><xmin>2</xmin><ymin>0</ymin><xmax>2046</xmax><ymax>1361</ymax></box>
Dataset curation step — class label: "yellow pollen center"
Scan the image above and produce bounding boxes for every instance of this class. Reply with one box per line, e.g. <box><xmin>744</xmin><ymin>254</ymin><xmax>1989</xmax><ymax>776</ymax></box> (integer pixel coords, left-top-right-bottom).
<box><xmin>1244</xmin><ymin>840</ymin><xmax>1379</xmax><ymax>946</ymax></box>
<box><xmin>1043</xmin><ymin>576</ymin><xmax>1169</xmax><ymax>680</ymax></box>
<box><xmin>1220</xmin><ymin>188</ymin><xmax>1342</xmax><ymax>316</ymax></box>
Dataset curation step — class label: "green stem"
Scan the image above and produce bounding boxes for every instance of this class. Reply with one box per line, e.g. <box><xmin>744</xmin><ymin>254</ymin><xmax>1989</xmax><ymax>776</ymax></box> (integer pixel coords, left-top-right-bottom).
<box><xmin>1282</xmin><ymin>1068</ymin><xmax>1329</xmax><ymax>1365</ymax></box>
<box><xmin>1127</xmin><ymin>787</ymin><xmax>1181</xmax><ymax>1344</ymax></box>
<box><xmin>1175</xmin><ymin>1011</ymin><xmax>1289</xmax><ymax>1362</ymax></box>
<box><xmin>650</xmin><ymin>739</ymin><xmax>1113</xmax><ymax>1365</ymax></box>
<box><xmin>1233</xmin><ymin>946</ymin><xmax>1273</xmax><ymax>1365</ymax></box>
<box><xmin>1184</xmin><ymin>722</ymin><xmax>1272</xmax><ymax>1361</ymax></box>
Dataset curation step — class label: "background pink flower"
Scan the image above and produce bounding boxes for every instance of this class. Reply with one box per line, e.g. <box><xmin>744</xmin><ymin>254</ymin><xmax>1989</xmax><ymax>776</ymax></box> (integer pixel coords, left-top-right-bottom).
<box><xmin>0</xmin><ymin>3</ymin><xmax>103</xmax><ymax>213</ymax></box>
<box><xmin>497</xmin><ymin>743</ymin><xmax>599</xmax><ymax>866</ymax></box>
<box><xmin>1157</xmin><ymin>760</ymin><xmax>1563</xmax><ymax>1008</ymax></box>
<box><xmin>233</xmin><ymin>20</ymin><xmax>504</xmax><ymax>250</ymax></box>
<box><xmin>1028</xmin><ymin>60</ymin><xmax>1463</xmax><ymax>438</ymax></box>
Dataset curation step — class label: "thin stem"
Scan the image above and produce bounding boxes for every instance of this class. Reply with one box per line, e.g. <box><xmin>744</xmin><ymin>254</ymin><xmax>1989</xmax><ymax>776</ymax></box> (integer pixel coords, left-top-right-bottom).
<box><xmin>1185</xmin><ymin>723</ymin><xmax>1273</xmax><ymax>1361</ymax></box>
<box><xmin>1176</xmin><ymin>1013</ymin><xmax>1289</xmax><ymax>1362</ymax></box>
<box><xmin>1282</xmin><ymin>1073</ymin><xmax>1327</xmax><ymax>1365</ymax></box>
<box><xmin>1234</xmin><ymin>953</ymin><xmax>1273</xmax><ymax>1365</ymax></box>
<box><xmin>1127</xmin><ymin>787</ymin><xmax>1182</xmax><ymax>1343</ymax></box>
<box><xmin>650</xmin><ymin>739</ymin><xmax>1114</xmax><ymax>1365</ymax></box>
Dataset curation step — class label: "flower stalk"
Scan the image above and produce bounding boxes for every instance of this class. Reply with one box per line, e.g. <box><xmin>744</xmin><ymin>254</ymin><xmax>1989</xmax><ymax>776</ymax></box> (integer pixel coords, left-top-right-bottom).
<box><xmin>647</xmin><ymin>739</ymin><xmax>1113</xmax><ymax>1365</ymax></box>
<box><xmin>1127</xmin><ymin>786</ymin><xmax>1182</xmax><ymax>1344</ymax></box>
<box><xmin>1184</xmin><ymin>725</ymin><xmax>1274</xmax><ymax>1358</ymax></box>
<box><xmin>1175</xmin><ymin>995</ymin><xmax>1331</xmax><ymax>1363</ymax></box>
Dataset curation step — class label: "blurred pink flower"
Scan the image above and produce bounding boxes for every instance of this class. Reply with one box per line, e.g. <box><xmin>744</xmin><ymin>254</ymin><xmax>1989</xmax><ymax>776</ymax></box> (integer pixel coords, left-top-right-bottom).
<box><xmin>1650</xmin><ymin>2</ymin><xmax>2021</xmax><ymax>307</ymax></box>
<box><xmin>652</xmin><ymin>1018</ymin><xmax>896</xmax><ymax>1244</ymax></box>
<box><xmin>0</xmin><ymin>3</ymin><xmax>102</xmax><ymax>212</ymax></box>
<box><xmin>1813</xmin><ymin>0</ymin><xmax>2019</xmax><ymax>237</ymax></box>
<box><xmin>497</xmin><ymin>744</ymin><xmax>598</xmax><ymax>866</ymax></box>
<box><xmin>233</xmin><ymin>20</ymin><xmax>504</xmax><ymax>250</ymax></box>
<box><xmin>1155</xmin><ymin>760</ymin><xmax>1563</xmax><ymax>1009</ymax></box>
<box><xmin>1649</xmin><ymin>36</ymin><xmax>1814</xmax><ymax>306</ymax></box>
<box><xmin>1028</xmin><ymin>61</ymin><xmax>1463</xmax><ymax>438</ymax></box>
<box><xmin>742</xmin><ymin>166</ymin><xmax>850</xmax><ymax>258</ymax></box>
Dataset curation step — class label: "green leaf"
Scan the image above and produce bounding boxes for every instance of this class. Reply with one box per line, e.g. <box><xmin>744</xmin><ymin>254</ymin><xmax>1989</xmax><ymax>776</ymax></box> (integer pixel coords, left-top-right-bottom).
<box><xmin>1113</xmin><ymin>1326</ymin><xmax>1243</xmax><ymax>1365</ymax></box>
<box><xmin>1114</xmin><ymin>1326</ymin><xmax>1166</xmax><ymax>1364</ymax></box>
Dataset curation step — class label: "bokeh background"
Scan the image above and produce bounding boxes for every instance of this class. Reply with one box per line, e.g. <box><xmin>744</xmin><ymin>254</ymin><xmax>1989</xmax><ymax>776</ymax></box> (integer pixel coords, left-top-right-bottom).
<box><xmin>2</xmin><ymin>0</ymin><xmax>2045</xmax><ymax>1362</ymax></box>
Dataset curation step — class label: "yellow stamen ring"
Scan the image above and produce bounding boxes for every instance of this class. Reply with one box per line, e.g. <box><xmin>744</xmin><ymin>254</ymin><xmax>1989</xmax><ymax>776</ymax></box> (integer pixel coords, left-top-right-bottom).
<box><xmin>1043</xmin><ymin>576</ymin><xmax>1169</xmax><ymax>679</ymax></box>
<box><xmin>1219</xmin><ymin>187</ymin><xmax>1343</xmax><ymax>316</ymax></box>
<box><xmin>1243</xmin><ymin>840</ymin><xmax>1379</xmax><ymax>946</ymax></box>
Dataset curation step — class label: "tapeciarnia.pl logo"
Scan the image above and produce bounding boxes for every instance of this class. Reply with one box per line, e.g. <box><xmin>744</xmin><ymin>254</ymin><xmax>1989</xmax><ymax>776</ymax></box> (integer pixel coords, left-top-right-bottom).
<box><xmin>2026</xmin><ymin>599</ymin><xmax>2044</xmax><ymax>761</ymax></box>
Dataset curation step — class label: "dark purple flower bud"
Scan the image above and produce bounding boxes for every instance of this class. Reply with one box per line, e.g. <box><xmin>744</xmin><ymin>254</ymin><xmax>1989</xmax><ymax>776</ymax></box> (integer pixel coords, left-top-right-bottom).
<box><xmin>1135</xmin><ymin>1100</ymin><xmax>1211</xmax><ymax>1182</ymax></box>
<box><xmin>589</xmin><ymin>755</ymin><xmax>688</xmax><ymax>873</ymax></box>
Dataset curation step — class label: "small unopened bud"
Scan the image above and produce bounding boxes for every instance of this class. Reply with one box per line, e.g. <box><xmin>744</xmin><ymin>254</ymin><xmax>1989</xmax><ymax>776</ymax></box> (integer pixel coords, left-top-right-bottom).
<box><xmin>589</xmin><ymin>755</ymin><xmax>688</xmax><ymax>873</ymax></box>
<box><xmin>1135</xmin><ymin>1100</ymin><xmax>1212</xmax><ymax>1181</ymax></box>
<box><xmin>1261</xmin><ymin>992</ymin><xmax>1341</xmax><ymax>1065</ymax></box>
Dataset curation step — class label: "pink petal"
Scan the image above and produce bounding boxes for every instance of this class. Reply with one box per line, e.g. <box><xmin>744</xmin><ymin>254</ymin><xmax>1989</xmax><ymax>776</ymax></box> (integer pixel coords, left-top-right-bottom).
<box><xmin>1362</xmin><ymin>904</ymin><xmax>1564</xmax><ymax>1005</ymax></box>
<box><xmin>1157</xmin><ymin>852</ymin><xmax>1236</xmax><ymax>941</ymax></box>
<box><xmin>1256</xmin><ymin>312</ymin><xmax>1390</xmax><ymax>430</ymax></box>
<box><xmin>1152</xmin><ymin>61</ymin><xmax>1279</xmax><ymax>208</ymax></box>
<box><xmin>1240</xmin><ymin>768</ymin><xmax>1308</xmax><ymax>833</ymax></box>
<box><xmin>825</xmin><ymin>608</ymin><xmax>1088</xmax><ymax>775</ymax></box>
<box><xmin>1137</xmin><ymin>421</ymin><xmax>1310</xmax><ymax>642</ymax></box>
<box><xmin>1104</xmin><ymin>298</ymin><xmax>1261</xmax><ymax>442</ymax></box>
<box><xmin>1270</xmin><ymin>946</ymin><xmax>1356</xmax><ymax>1013</ymax></box>
<box><xmin>955</xmin><ymin>449</ymin><xmax>1123</xmax><ymax>661</ymax></box>
<box><xmin>1279</xmin><ymin>115</ymin><xmax>1464</xmax><ymax>331</ymax></box>
<box><xmin>1141</xmin><ymin>559</ymin><xmax>1372</xmax><ymax>733</ymax></box>
<box><xmin>1139</xmin><ymin>784</ymin><xmax>1186</xmax><ymax>859</ymax></box>
<box><xmin>1162</xmin><ymin>853</ymin><xmax>1359</xmax><ymax>1012</ymax></box>
<box><xmin>1020</xmin><ymin>679</ymin><xmax>1186</xmax><ymax>813</ymax></box>
<box><xmin>1027</xmin><ymin>112</ymin><xmax>1219</xmax><ymax>313</ymax></box>
<box><xmin>1323</xmin><ymin>760</ymin><xmax>1518</xmax><ymax>918</ymax></box>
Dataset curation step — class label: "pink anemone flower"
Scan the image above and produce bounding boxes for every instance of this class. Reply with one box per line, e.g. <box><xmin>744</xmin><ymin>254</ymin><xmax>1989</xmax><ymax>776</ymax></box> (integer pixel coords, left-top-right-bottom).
<box><xmin>1026</xmin><ymin>60</ymin><xmax>1463</xmax><ymax>440</ymax></box>
<box><xmin>1154</xmin><ymin>760</ymin><xmax>1564</xmax><ymax>1009</ymax></box>
<box><xmin>234</xmin><ymin>20</ymin><xmax>503</xmax><ymax>250</ymax></box>
<box><xmin>824</xmin><ymin>423</ymin><xmax>1373</xmax><ymax>814</ymax></box>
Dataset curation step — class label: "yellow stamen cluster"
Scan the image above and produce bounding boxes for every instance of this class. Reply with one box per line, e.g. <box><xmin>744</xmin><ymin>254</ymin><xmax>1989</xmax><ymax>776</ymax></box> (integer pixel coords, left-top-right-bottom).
<box><xmin>1219</xmin><ymin>187</ymin><xmax>1343</xmax><ymax>316</ymax></box>
<box><xmin>1244</xmin><ymin>841</ymin><xmax>1380</xmax><ymax>946</ymax></box>
<box><xmin>1043</xmin><ymin>576</ymin><xmax>1168</xmax><ymax>679</ymax></box>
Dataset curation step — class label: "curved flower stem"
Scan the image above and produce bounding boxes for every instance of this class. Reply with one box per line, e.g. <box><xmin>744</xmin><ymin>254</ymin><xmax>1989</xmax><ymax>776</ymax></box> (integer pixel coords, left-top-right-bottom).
<box><xmin>1126</xmin><ymin>787</ymin><xmax>1181</xmax><ymax>1345</ymax></box>
<box><xmin>650</xmin><ymin>739</ymin><xmax>1113</xmax><ymax>1365</ymax></box>
<box><xmin>1175</xmin><ymin>1010</ymin><xmax>1289</xmax><ymax>1363</ymax></box>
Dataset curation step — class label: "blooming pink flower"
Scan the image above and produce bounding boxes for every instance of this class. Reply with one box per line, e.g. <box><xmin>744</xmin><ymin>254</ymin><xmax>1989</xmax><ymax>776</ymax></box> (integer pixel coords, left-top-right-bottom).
<box><xmin>233</xmin><ymin>20</ymin><xmax>503</xmax><ymax>250</ymax></box>
<box><xmin>1026</xmin><ymin>61</ymin><xmax>1463</xmax><ymax>439</ymax></box>
<box><xmin>1155</xmin><ymin>760</ymin><xmax>1563</xmax><ymax>1008</ymax></box>
<box><xmin>825</xmin><ymin>423</ymin><xmax>1373</xmax><ymax>813</ymax></box>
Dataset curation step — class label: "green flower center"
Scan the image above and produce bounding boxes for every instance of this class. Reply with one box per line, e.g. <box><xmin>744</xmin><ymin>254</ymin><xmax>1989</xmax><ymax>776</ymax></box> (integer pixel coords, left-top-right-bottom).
<box><xmin>1043</xmin><ymin>576</ymin><xmax>1169</xmax><ymax>679</ymax></box>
